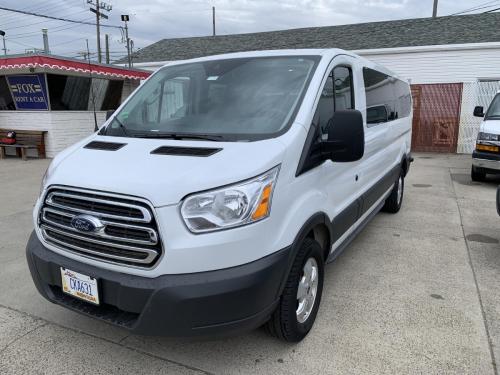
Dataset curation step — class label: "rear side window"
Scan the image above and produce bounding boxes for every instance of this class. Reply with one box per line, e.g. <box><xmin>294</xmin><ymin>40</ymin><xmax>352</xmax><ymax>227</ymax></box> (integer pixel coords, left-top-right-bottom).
<box><xmin>363</xmin><ymin>67</ymin><xmax>411</xmax><ymax>125</ymax></box>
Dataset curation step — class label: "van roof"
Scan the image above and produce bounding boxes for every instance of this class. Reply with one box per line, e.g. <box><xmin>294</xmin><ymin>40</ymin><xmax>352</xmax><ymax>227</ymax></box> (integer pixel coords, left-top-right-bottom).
<box><xmin>158</xmin><ymin>49</ymin><xmax>404</xmax><ymax>82</ymax></box>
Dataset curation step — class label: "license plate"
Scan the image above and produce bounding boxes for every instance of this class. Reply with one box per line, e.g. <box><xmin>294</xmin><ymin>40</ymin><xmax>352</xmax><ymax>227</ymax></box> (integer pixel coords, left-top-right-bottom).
<box><xmin>60</xmin><ymin>268</ymin><xmax>100</xmax><ymax>305</ymax></box>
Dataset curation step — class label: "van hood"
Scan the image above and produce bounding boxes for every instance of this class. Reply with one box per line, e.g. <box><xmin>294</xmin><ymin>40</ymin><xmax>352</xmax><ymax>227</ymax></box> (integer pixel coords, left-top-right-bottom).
<box><xmin>45</xmin><ymin>135</ymin><xmax>286</xmax><ymax>207</ymax></box>
<box><xmin>481</xmin><ymin>119</ymin><xmax>500</xmax><ymax>134</ymax></box>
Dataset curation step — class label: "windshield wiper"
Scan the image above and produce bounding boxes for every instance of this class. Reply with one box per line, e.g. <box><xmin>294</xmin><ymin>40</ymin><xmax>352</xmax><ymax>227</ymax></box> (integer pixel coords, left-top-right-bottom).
<box><xmin>132</xmin><ymin>132</ymin><xmax>225</xmax><ymax>141</ymax></box>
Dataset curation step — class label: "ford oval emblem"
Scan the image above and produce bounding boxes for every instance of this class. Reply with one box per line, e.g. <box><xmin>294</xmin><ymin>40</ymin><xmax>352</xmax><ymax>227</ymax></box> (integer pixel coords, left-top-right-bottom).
<box><xmin>70</xmin><ymin>215</ymin><xmax>104</xmax><ymax>233</ymax></box>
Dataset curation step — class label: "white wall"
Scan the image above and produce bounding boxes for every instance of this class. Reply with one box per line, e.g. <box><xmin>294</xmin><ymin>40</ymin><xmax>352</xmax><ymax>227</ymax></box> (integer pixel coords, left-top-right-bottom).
<box><xmin>0</xmin><ymin>111</ymin><xmax>106</xmax><ymax>158</ymax></box>
<box><xmin>356</xmin><ymin>43</ymin><xmax>500</xmax><ymax>84</ymax></box>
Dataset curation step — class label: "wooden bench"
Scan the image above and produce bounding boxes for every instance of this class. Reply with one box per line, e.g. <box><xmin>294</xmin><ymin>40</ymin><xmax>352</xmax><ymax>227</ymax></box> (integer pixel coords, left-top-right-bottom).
<box><xmin>0</xmin><ymin>130</ymin><xmax>47</xmax><ymax>160</ymax></box>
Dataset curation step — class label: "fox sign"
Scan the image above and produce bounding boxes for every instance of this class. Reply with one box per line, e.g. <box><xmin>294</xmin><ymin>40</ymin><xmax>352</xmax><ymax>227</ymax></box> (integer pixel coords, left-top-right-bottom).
<box><xmin>7</xmin><ymin>74</ymin><xmax>49</xmax><ymax>110</ymax></box>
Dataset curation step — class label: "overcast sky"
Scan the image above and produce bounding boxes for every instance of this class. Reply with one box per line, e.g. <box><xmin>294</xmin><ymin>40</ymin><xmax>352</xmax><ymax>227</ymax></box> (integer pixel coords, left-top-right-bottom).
<box><xmin>0</xmin><ymin>0</ymin><xmax>496</xmax><ymax>62</ymax></box>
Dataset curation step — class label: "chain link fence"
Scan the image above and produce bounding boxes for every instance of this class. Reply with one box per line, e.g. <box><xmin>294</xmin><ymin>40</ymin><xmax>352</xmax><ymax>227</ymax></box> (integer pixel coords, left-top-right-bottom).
<box><xmin>457</xmin><ymin>81</ymin><xmax>500</xmax><ymax>154</ymax></box>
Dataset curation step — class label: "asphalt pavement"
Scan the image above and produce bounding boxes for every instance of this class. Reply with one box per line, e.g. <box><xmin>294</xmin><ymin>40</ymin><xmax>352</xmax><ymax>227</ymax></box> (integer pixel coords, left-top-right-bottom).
<box><xmin>0</xmin><ymin>153</ymin><xmax>499</xmax><ymax>374</ymax></box>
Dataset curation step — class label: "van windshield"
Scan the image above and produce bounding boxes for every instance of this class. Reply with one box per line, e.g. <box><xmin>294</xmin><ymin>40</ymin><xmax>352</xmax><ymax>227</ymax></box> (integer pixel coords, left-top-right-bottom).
<box><xmin>105</xmin><ymin>56</ymin><xmax>319</xmax><ymax>141</ymax></box>
<box><xmin>486</xmin><ymin>94</ymin><xmax>500</xmax><ymax>120</ymax></box>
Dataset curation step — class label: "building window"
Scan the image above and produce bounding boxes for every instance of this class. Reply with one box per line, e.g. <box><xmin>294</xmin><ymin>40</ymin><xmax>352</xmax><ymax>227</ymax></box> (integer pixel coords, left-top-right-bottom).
<box><xmin>48</xmin><ymin>74</ymin><xmax>90</xmax><ymax>110</ymax></box>
<box><xmin>0</xmin><ymin>76</ymin><xmax>15</xmax><ymax>110</ymax></box>
<box><xmin>47</xmin><ymin>74</ymin><xmax>123</xmax><ymax>111</ymax></box>
<box><xmin>101</xmin><ymin>80</ymin><xmax>124</xmax><ymax>110</ymax></box>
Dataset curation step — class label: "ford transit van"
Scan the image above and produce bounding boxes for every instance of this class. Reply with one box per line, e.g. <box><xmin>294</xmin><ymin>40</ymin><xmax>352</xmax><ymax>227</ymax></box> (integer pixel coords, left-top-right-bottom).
<box><xmin>26</xmin><ymin>49</ymin><xmax>412</xmax><ymax>342</ymax></box>
<box><xmin>472</xmin><ymin>92</ymin><xmax>500</xmax><ymax>181</ymax></box>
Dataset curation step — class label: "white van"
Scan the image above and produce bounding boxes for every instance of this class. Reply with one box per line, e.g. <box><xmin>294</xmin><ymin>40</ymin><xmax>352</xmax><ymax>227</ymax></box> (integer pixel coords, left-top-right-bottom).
<box><xmin>472</xmin><ymin>92</ymin><xmax>500</xmax><ymax>181</ymax></box>
<box><xmin>26</xmin><ymin>49</ymin><xmax>412</xmax><ymax>342</ymax></box>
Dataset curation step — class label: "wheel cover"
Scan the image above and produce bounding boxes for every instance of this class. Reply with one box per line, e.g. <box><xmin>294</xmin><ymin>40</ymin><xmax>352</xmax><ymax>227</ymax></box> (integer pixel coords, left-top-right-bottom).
<box><xmin>397</xmin><ymin>176</ymin><xmax>403</xmax><ymax>204</ymax></box>
<box><xmin>296</xmin><ymin>257</ymin><xmax>319</xmax><ymax>324</ymax></box>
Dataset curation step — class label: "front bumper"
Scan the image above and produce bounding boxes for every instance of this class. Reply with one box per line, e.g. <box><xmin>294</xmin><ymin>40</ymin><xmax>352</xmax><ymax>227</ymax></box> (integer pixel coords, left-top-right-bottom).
<box><xmin>472</xmin><ymin>151</ymin><xmax>500</xmax><ymax>173</ymax></box>
<box><xmin>26</xmin><ymin>231</ymin><xmax>291</xmax><ymax>337</ymax></box>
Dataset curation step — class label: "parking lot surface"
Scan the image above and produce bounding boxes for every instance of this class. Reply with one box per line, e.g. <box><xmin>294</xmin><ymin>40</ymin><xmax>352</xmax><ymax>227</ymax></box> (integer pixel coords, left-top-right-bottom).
<box><xmin>0</xmin><ymin>153</ymin><xmax>499</xmax><ymax>374</ymax></box>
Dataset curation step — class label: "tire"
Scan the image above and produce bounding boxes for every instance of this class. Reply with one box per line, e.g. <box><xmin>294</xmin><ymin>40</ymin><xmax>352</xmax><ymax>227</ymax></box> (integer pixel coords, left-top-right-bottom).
<box><xmin>471</xmin><ymin>166</ymin><xmax>486</xmax><ymax>182</ymax></box>
<box><xmin>382</xmin><ymin>169</ymin><xmax>404</xmax><ymax>213</ymax></box>
<box><xmin>266</xmin><ymin>238</ymin><xmax>324</xmax><ymax>342</ymax></box>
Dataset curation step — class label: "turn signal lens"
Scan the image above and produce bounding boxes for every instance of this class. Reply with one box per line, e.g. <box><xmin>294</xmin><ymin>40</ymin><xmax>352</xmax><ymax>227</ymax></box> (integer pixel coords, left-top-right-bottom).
<box><xmin>252</xmin><ymin>183</ymin><xmax>273</xmax><ymax>220</ymax></box>
<box><xmin>476</xmin><ymin>143</ymin><xmax>499</xmax><ymax>153</ymax></box>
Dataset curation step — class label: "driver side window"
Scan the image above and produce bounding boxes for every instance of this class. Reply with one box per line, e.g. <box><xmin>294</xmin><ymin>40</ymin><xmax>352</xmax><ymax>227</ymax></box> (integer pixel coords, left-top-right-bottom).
<box><xmin>314</xmin><ymin>71</ymin><xmax>334</xmax><ymax>135</ymax></box>
<box><xmin>314</xmin><ymin>66</ymin><xmax>355</xmax><ymax>136</ymax></box>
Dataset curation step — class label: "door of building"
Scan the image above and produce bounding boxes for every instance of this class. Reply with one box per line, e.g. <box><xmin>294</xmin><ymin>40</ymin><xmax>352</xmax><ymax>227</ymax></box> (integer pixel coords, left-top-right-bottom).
<box><xmin>410</xmin><ymin>83</ymin><xmax>463</xmax><ymax>153</ymax></box>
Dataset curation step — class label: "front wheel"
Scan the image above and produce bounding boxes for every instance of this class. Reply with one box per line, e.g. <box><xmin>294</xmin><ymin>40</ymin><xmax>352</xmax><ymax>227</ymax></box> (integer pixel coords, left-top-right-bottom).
<box><xmin>266</xmin><ymin>238</ymin><xmax>324</xmax><ymax>342</ymax></box>
<box><xmin>382</xmin><ymin>169</ymin><xmax>404</xmax><ymax>213</ymax></box>
<box><xmin>471</xmin><ymin>166</ymin><xmax>486</xmax><ymax>182</ymax></box>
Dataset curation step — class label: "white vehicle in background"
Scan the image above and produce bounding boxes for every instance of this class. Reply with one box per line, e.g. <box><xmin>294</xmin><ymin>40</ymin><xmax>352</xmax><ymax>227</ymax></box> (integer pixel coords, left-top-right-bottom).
<box><xmin>472</xmin><ymin>92</ymin><xmax>500</xmax><ymax>181</ymax></box>
<box><xmin>27</xmin><ymin>49</ymin><xmax>412</xmax><ymax>342</ymax></box>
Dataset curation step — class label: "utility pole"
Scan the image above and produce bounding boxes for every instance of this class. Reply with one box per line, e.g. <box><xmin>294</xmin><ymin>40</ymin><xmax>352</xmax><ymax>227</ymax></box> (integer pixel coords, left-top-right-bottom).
<box><xmin>432</xmin><ymin>0</ymin><xmax>438</xmax><ymax>18</ymax></box>
<box><xmin>130</xmin><ymin>40</ymin><xmax>134</xmax><ymax>67</ymax></box>
<box><xmin>0</xmin><ymin>30</ymin><xmax>6</xmax><ymax>55</ymax></box>
<box><xmin>87</xmin><ymin>0</ymin><xmax>112</xmax><ymax>63</ymax></box>
<box><xmin>212</xmin><ymin>6</ymin><xmax>216</xmax><ymax>36</ymax></box>
<box><xmin>42</xmin><ymin>28</ymin><xmax>50</xmax><ymax>54</ymax></box>
<box><xmin>105</xmin><ymin>33</ymin><xmax>109</xmax><ymax>64</ymax></box>
<box><xmin>95</xmin><ymin>0</ymin><xmax>101</xmax><ymax>62</ymax></box>
<box><xmin>86</xmin><ymin>39</ymin><xmax>99</xmax><ymax>132</ymax></box>
<box><xmin>121</xmin><ymin>15</ymin><xmax>131</xmax><ymax>68</ymax></box>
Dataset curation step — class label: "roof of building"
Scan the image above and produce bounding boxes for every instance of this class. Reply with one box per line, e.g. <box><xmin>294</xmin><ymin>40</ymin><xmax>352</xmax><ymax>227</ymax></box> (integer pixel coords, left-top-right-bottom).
<box><xmin>0</xmin><ymin>54</ymin><xmax>151</xmax><ymax>80</ymax></box>
<box><xmin>123</xmin><ymin>12</ymin><xmax>500</xmax><ymax>64</ymax></box>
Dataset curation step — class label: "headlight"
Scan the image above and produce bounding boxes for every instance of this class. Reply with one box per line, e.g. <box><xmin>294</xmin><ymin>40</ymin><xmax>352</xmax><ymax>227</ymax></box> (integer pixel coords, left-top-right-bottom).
<box><xmin>181</xmin><ymin>166</ymin><xmax>280</xmax><ymax>233</ymax></box>
<box><xmin>477</xmin><ymin>132</ymin><xmax>500</xmax><ymax>142</ymax></box>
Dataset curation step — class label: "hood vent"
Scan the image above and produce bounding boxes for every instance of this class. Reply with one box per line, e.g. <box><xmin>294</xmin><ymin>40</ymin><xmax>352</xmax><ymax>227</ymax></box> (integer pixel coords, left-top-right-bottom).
<box><xmin>151</xmin><ymin>146</ymin><xmax>222</xmax><ymax>157</ymax></box>
<box><xmin>84</xmin><ymin>141</ymin><xmax>126</xmax><ymax>151</ymax></box>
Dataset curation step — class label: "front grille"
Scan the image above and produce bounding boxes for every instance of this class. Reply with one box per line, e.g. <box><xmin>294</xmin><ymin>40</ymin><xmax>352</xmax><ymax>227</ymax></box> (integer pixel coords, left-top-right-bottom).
<box><xmin>39</xmin><ymin>187</ymin><xmax>162</xmax><ymax>267</ymax></box>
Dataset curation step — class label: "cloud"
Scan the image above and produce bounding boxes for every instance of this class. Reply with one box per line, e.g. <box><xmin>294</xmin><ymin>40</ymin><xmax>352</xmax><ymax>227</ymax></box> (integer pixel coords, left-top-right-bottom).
<box><xmin>0</xmin><ymin>0</ymin><xmax>487</xmax><ymax>59</ymax></box>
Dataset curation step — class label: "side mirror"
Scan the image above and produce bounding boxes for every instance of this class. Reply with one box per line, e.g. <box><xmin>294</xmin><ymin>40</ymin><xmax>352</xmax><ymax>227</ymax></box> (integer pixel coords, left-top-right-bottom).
<box><xmin>323</xmin><ymin>110</ymin><xmax>364</xmax><ymax>162</ymax></box>
<box><xmin>497</xmin><ymin>186</ymin><xmax>500</xmax><ymax>216</ymax></box>
<box><xmin>474</xmin><ymin>106</ymin><xmax>485</xmax><ymax>117</ymax></box>
<box><xmin>106</xmin><ymin>110</ymin><xmax>115</xmax><ymax>120</ymax></box>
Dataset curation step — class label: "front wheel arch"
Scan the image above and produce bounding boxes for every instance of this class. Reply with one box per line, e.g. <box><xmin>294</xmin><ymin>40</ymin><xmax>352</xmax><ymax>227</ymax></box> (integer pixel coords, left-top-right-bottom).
<box><xmin>276</xmin><ymin>212</ymin><xmax>332</xmax><ymax>299</ymax></box>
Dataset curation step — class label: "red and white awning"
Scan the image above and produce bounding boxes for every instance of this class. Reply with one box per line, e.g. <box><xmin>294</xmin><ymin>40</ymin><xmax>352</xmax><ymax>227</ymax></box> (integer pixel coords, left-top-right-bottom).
<box><xmin>0</xmin><ymin>55</ymin><xmax>151</xmax><ymax>80</ymax></box>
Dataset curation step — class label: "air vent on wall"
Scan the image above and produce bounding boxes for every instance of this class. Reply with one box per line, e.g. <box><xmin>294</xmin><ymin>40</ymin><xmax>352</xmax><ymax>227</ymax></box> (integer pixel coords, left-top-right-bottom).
<box><xmin>84</xmin><ymin>141</ymin><xmax>126</xmax><ymax>151</ymax></box>
<box><xmin>151</xmin><ymin>146</ymin><xmax>222</xmax><ymax>157</ymax></box>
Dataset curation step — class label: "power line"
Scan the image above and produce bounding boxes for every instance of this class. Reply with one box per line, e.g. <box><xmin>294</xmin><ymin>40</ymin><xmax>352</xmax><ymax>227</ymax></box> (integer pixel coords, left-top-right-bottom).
<box><xmin>51</xmin><ymin>37</ymin><xmax>88</xmax><ymax>47</ymax></box>
<box><xmin>0</xmin><ymin>2</ymin><xmax>68</xmax><ymax>24</ymax></box>
<box><xmin>6</xmin><ymin>39</ymin><xmax>37</xmax><ymax>49</ymax></box>
<box><xmin>4</xmin><ymin>9</ymin><xmax>88</xmax><ymax>30</ymax></box>
<box><xmin>449</xmin><ymin>0</ymin><xmax>500</xmax><ymax>15</ymax></box>
<box><xmin>0</xmin><ymin>6</ymin><xmax>122</xmax><ymax>29</ymax></box>
<box><xmin>7</xmin><ymin>18</ymin><xmax>95</xmax><ymax>39</ymax></box>
<box><xmin>484</xmin><ymin>6</ymin><xmax>500</xmax><ymax>12</ymax></box>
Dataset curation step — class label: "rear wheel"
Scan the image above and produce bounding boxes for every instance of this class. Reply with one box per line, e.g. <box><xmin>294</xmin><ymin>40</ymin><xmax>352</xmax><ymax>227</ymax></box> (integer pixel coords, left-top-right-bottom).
<box><xmin>382</xmin><ymin>169</ymin><xmax>404</xmax><ymax>213</ymax></box>
<box><xmin>266</xmin><ymin>238</ymin><xmax>324</xmax><ymax>342</ymax></box>
<box><xmin>471</xmin><ymin>166</ymin><xmax>486</xmax><ymax>182</ymax></box>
